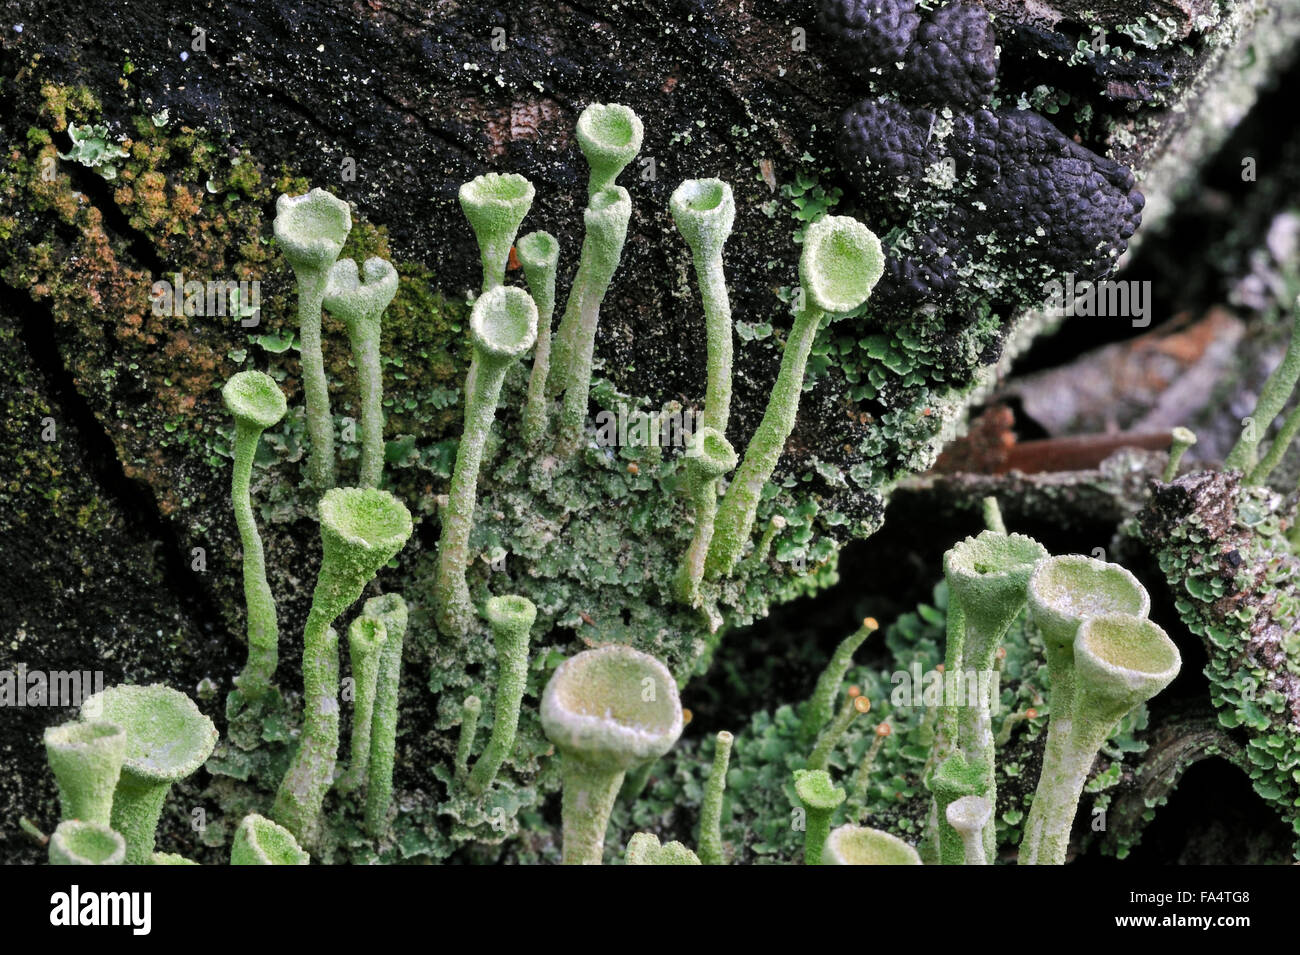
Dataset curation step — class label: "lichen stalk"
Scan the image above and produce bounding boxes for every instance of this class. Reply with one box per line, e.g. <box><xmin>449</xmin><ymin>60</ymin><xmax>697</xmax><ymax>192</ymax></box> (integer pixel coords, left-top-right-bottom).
<box><xmin>339</xmin><ymin>615</ymin><xmax>386</xmax><ymax>793</ymax></box>
<box><xmin>274</xmin><ymin>487</ymin><xmax>413</xmax><ymax>844</ymax></box>
<box><xmin>928</xmin><ymin>752</ymin><xmax>987</xmax><ymax>866</ymax></box>
<box><xmin>1022</xmin><ymin>615</ymin><xmax>1179</xmax><ymax>866</ymax></box>
<box><xmin>551</xmin><ymin>187</ymin><xmax>632</xmax><ymax>451</ymax></box>
<box><xmin>1021</xmin><ymin>558</ymin><xmax>1152</xmax><ymax>865</ymax></box>
<box><xmin>707</xmin><ymin>216</ymin><xmax>882</xmax><ymax>577</ymax></box>
<box><xmin>273</xmin><ymin>189</ymin><xmax>352</xmax><ymax>490</ymax></box>
<box><xmin>808</xmin><ymin>693</ymin><xmax>870</xmax><ymax>772</ymax></box>
<box><xmin>362</xmin><ymin>592</ymin><xmax>409</xmax><ymax>835</ymax></box>
<box><xmin>801</xmin><ymin>616</ymin><xmax>878</xmax><ymax>741</ymax></box>
<box><xmin>674</xmin><ymin>427</ymin><xmax>738</xmax><ymax>607</ymax></box>
<box><xmin>1225</xmin><ymin>298</ymin><xmax>1300</xmax><ymax>472</ymax></box>
<box><xmin>671</xmin><ymin>178</ymin><xmax>736</xmax><ymax>435</ymax></box>
<box><xmin>697</xmin><ymin>730</ymin><xmax>733</xmax><ymax>865</ymax></box>
<box><xmin>518</xmin><ymin>231</ymin><xmax>561</xmax><ymax>444</ymax></box>
<box><xmin>454</xmin><ymin>696</ymin><xmax>482</xmax><ymax>784</ymax></box>
<box><xmin>467</xmin><ymin>595</ymin><xmax>536</xmax><ymax>795</ymax></box>
<box><xmin>223</xmin><ymin>371</ymin><xmax>288</xmax><ymax>699</ymax></box>
<box><xmin>1248</xmin><ymin>406</ymin><xmax>1300</xmax><ymax>485</ymax></box>
<box><xmin>323</xmin><ymin>257</ymin><xmax>399</xmax><ymax>489</ymax></box>
<box><xmin>434</xmin><ymin>287</ymin><xmax>538</xmax><ymax>637</ymax></box>
<box><xmin>1163</xmin><ymin>426</ymin><xmax>1197</xmax><ymax>482</ymax></box>
<box><xmin>793</xmin><ymin>768</ymin><xmax>846</xmax><ymax>865</ymax></box>
<box><xmin>43</xmin><ymin>720</ymin><xmax>126</xmax><ymax>827</ymax></box>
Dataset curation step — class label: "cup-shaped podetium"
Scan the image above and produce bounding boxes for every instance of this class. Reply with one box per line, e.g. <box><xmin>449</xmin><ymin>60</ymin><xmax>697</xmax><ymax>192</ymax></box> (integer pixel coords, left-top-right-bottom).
<box><xmin>472</xmin><ymin>284</ymin><xmax>539</xmax><ymax>366</ymax></box>
<box><xmin>793</xmin><ymin>768</ymin><xmax>846</xmax><ymax>865</ymax></box>
<box><xmin>822</xmin><ymin>824</ymin><xmax>922</xmax><ymax>865</ymax></box>
<box><xmin>273</xmin><ymin>188</ymin><xmax>352</xmax><ymax>280</ymax></box>
<box><xmin>575</xmin><ymin>103</ymin><xmax>644</xmax><ymax>195</ymax></box>
<box><xmin>670</xmin><ymin>178</ymin><xmax>735</xmax><ymax>262</ymax></box>
<box><xmin>82</xmin><ymin>684</ymin><xmax>218</xmax><ymax>865</ymax></box>
<box><xmin>465</xmin><ymin>595</ymin><xmax>537</xmax><ymax>795</ymax></box>
<box><xmin>459</xmin><ymin>172</ymin><xmax>535</xmax><ymax>291</ymax></box>
<box><xmin>625</xmin><ymin>832</ymin><xmax>701</xmax><ymax>865</ymax></box>
<box><xmin>323</xmin><ymin>256</ymin><xmax>399</xmax><ymax>332</ymax></box>
<box><xmin>799</xmin><ymin>214</ymin><xmax>885</xmax><ymax>316</ymax></box>
<box><xmin>43</xmin><ymin>720</ymin><xmax>126</xmax><ymax>826</ymax></box>
<box><xmin>945</xmin><ymin>795</ymin><xmax>993</xmax><ymax>865</ymax></box>
<box><xmin>1074</xmin><ymin>614</ymin><xmax>1182</xmax><ymax>730</ymax></box>
<box><xmin>49</xmin><ymin>820</ymin><xmax>126</xmax><ymax>866</ymax></box>
<box><xmin>231</xmin><ymin>813</ymin><xmax>310</xmax><ymax>865</ymax></box>
<box><xmin>541</xmin><ymin>645</ymin><xmax>683</xmax><ymax>864</ymax></box>
<box><xmin>317</xmin><ymin>487</ymin><xmax>414</xmax><ymax>617</ymax></box>
<box><xmin>223</xmin><ymin>370</ymin><xmax>288</xmax><ymax>432</ymax></box>
<box><xmin>944</xmin><ymin>532</ymin><xmax>1048</xmax><ymax>666</ymax></box>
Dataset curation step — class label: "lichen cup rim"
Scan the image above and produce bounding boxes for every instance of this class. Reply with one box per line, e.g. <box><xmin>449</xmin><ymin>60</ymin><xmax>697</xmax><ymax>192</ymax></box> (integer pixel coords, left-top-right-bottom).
<box><xmin>670</xmin><ymin>178</ymin><xmax>736</xmax><ymax>255</ymax></box>
<box><xmin>823</xmin><ymin>824</ymin><xmax>921</xmax><ymax>865</ymax></box>
<box><xmin>540</xmin><ymin>644</ymin><xmax>683</xmax><ymax>770</ymax></box>
<box><xmin>50</xmin><ymin>819</ymin><xmax>126</xmax><ymax>865</ymax></box>
<box><xmin>576</xmin><ymin>102</ymin><xmax>644</xmax><ymax>162</ymax></box>
<box><xmin>793</xmin><ymin>768</ymin><xmax>846</xmax><ymax>811</ymax></box>
<box><xmin>946</xmin><ymin>794</ymin><xmax>994</xmax><ymax>834</ymax></box>
<box><xmin>459</xmin><ymin>170</ymin><xmax>536</xmax><ymax>210</ymax></box>
<box><xmin>516</xmin><ymin>230</ymin><xmax>560</xmax><ymax>271</ymax></box>
<box><xmin>318</xmin><ymin>486</ymin><xmax>414</xmax><ymax>555</ymax></box>
<box><xmin>1075</xmin><ymin>613</ymin><xmax>1181</xmax><ymax>703</ymax></box>
<box><xmin>1027</xmin><ymin>554</ymin><xmax>1151</xmax><ymax>651</ymax></box>
<box><xmin>484</xmin><ymin>594</ymin><xmax>537</xmax><ymax>630</ymax></box>
<box><xmin>686</xmin><ymin>426</ymin><xmax>738</xmax><ymax>478</ymax></box>
<box><xmin>80</xmin><ymin>684</ymin><xmax>218</xmax><ymax>783</ymax></box>
<box><xmin>349</xmin><ymin>615</ymin><xmax>388</xmax><ymax>653</ymax></box>
<box><xmin>586</xmin><ymin>184</ymin><xmax>631</xmax><ymax>219</ymax></box>
<box><xmin>944</xmin><ymin>530</ymin><xmax>1049</xmax><ymax>588</ymax></box>
<box><xmin>273</xmin><ymin>187</ymin><xmax>352</xmax><ymax>271</ymax></box>
<box><xmin>222</xmin><ymin>370</ymin><xmax>287</xmax><ymax>431</ymax></box>
<box><xmin>323</xmin><ymin>256</ymin><xmax>399</xmax><ymax>324</ymax></box>
<box><xmin>470</xmin><ymin>285</ymin><xmax>538</xmax><ymax>361</ymax></box>
<box><xmin>43</xmin><ymin>719</ymin><xmax>126</xmax><ymax>752</ymax></box>
<box><xmin>799</xmin><ymin>215</ymin><xmax>884</xmax><ymax>315</ymax></box>
<box><xmin>234</xmin><ymin>813</ymin><xmax>309</xmax><ymax>865</ymax></box>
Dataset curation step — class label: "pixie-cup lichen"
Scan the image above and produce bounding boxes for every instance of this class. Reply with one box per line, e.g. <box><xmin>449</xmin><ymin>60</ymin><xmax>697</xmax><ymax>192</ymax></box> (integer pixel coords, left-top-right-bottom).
<box><xmin>540</xmin><ymin>645</ymin><xmax>683</xmax><ymax>864</ymax></box>
<box><xmin>574</xmin><ymin>102</ymin><xmax>644</xmax><ymax>197</ymax></box>
<box><xmin>945</xmin><ymin>795</ymin><xmax>993</xmax><ymax>866</ymax></box>
<box><xmin>466</xmin><ymin>595</ymin><xmax>536</xmax><ymax>795</ymax></box>
<box><xmin>49</xmin><ymin>820</ymin><xmax>126</xmax><ymax>866</ymax></box>
<box><xmin>939</xmin><ymin>530</ymin><xmax>1047</xmax><ymax>859</ymax></box>
<box><xmin>231</xmin><ymin>813</ymin><xmax>310</xmax><ymax>865</ymax></box>
<box><xmin>274</xmin><ymin>487</ymin><xmax>413</xmax><ymax>844</ymax></box>
<box><xmin>43</xmin><ymin>720</ymin><xmax>126</xmax><ymax>827</ymax></box>
<box><xmin>340</xmin><ymin>615</ymin><xmax>387</xmax><ymax>793</ymax></box>
<box><xmin>1022</xmin><ymin>614</ymin><xmax>1180</xmax><ymax>866</ymax></box>
<box><xmin>434</xmin><ymin>286</ymin><xmax>538</xmax><ymax>637</ymax></box>
<box><xmin>323</xmin><ymin>256</ymin><xmax>399</xmax><ymax>488</ymax></box>
<box><xmin>674</xmin><ymin>426</ymin><xmax>739</xmax><ymax>608</ymax></box>
<box><xmin>625</xmin><ymin>832</ymin><xmax>701</xmax><ymax>865</ymax></box>
<box><xmin>222</xmin><ymin>370</ymin><xmax>288</xmax><ymax>701</ymax></box>
<box><xmin>81</xmin><ymin>684</ymin><xmax>218</xmax><ymax>865</ymax></box>
<box><xmin>359</xmin><ymin>592</ymin><xmax>408</xmax><ymax>835</ymax></box>
<box><xmin>698</xmin><ymin>729</ymin><xmax>733</xmax><ymax>865</ymax></box>
<box><xmin>707</xmin><ymin>215</ymin><xmax>883</xmax><ymax>578</ymax></box>
<box><xmin>273</xmin><ymin>188</ymin><xmax>352</xmax><ymax>490</ymax></box>
<box><xmin>823</xmin><ymin>824</ymin><xmax>922</xmax><ymax>865</ymax></box>
<box><xmin>793</xmin><ymin>768</ymin><xmax>846</xmax><ymax>865</ymax></box>
<box><xmin>670</xmin><ymin>177</ymin><xmax>736</xmax><ymax>436</ymax></box>
<box><xmin>517</xmin><ymin>230</ymin><xmax>561</xmax><ymax>444</ymax></box>
<box><xmin>459</xmin><ymin>172</ymin><xmax>535</xmax><ymax>293</ymax></box>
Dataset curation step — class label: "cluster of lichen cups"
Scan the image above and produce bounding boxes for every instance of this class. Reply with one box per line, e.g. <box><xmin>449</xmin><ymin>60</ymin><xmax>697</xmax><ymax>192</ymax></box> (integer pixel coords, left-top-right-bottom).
<box><xmin>785</xmin><ymin>503</ymin><xmax>1181</xmax><ymax>867</ymax></box>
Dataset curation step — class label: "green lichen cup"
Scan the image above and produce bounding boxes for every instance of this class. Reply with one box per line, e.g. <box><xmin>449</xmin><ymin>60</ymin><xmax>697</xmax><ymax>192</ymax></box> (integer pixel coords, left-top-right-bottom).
<box><xmin>625</xmin><ymin>832</ymin><xmax>701</xmax><ymax>865</ymax></box>
<box><xmin>49</xmin><ymin>820</ymin><xmax>126</xmax><ymax>866</ymax></box>
<box><xmin>793</xmin><ymin>768</ymin><xmax>846</xmax><ymax>865</ymax></box>
<box><xmin>459</xmin><ymin>172</ymin><xmax>535</xmax><ymax>291</ymax></box>
<box><xmin>670</xmin><ymin>178</ymin><xmax>735</xmax><ymax>261</ymax></box>
<box><xmin>576</xmin><ymin>103</ymin><xmax>644</xmax><ymax>194</ymax></box>
<box><xmin>799</xmin><ymin>214</ymin><xmax>884</xmax><ymax>315</ymax></box>
<box><xmin>1074</xmin><ymin>614</ymin><xmax>1182</xmax><ymax>720</ymax></box>
<box><xmin>823</xmin><ymin>824</ymin><xmax>922</xmax><ymax>865</ymax></box>
<box><xmin>222</xmin><ymin>370</ymin><xmax>288</xmax><ymax>431</ymax></box>
<box><xmin>471</xmin><ymin>284</ymin><xmax>539</xmax><ymax>364</ymax></box>
<box><xmin>43</xmin><ymin>720</ymin><xmax>126</xmax><ymax>826</ymax></box>
<box><xmin>1028</xmin><ymin>555</ymin><xmax>1151</xmax><ymax>658</ymax></box>
<box><xmin>318</xmin><ymin>487</ymin><xmax>415</xmax><ymax>616</ymax></box>
<box><xmin>82</xmin><ymin>684</ymin><xmax>218</xmax><ymax>865</ymax></box>
<box><xmin>323</xmin><ymin>257</ymin><xmax>399</xmax><ymax>329</ymax></box>
<box><xmin>541</xmin><ymin>645</ymin><xmax>683</xmax><ymax>864</ymax></box>
<box><xmin>273</xmin><ymin>188</ymin><xmax>352</xmax><ymax>279</ymax></box>
<box><xmin>231</xmin><ymin>813</ymin><xmax>310</xmax><ymax>865</ymax></box>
